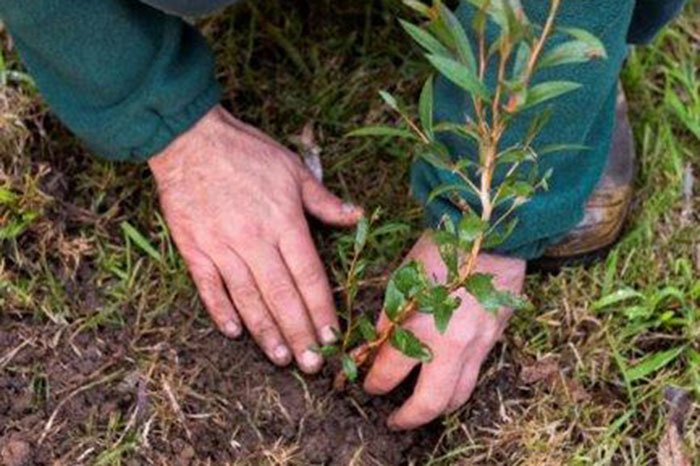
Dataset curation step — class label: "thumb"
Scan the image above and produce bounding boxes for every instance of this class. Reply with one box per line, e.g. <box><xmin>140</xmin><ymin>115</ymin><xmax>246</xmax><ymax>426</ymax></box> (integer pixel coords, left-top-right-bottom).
<box><xmin>300</xmin><ymin>172</ymin><xmax>363</xmax><ymax>226</ymax></box>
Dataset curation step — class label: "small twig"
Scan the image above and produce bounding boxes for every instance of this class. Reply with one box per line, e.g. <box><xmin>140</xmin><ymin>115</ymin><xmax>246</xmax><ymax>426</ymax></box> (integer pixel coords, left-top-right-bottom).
<box><xmin>521</xmin><ymin>0</ymin><xmax>561</xmax><ymax>88</ymax></box>
<box><xmin>162</xmin><ymin>377</ymin><xmax>193</xmax><ymax>442</ymax></box>
<box><xmin>40</xmin><ymin>370</ymin><xmax>124</xmax><ymax>444</ymax></box>
<box><xmin>0</xmin><ymin>337</ymin><xmax>35</xmax><ymax>370</ymax></box>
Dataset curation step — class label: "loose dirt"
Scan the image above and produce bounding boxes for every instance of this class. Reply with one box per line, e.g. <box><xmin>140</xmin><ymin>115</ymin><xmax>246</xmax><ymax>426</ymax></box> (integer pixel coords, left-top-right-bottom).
<box><xmin>0</xmin><ymin>305</ymin><xmax>524</xmax><ymax>465</ymax></box>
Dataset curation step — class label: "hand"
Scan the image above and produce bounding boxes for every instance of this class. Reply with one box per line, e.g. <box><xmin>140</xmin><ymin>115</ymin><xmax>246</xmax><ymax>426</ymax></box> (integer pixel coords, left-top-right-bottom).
<box><xmin>148</xmin><ymin>105</ymin><xmax>362</xmax><ymax>373</ymax></box>
<box><xmin>363</xmin><ymin>231</ymin><xmax>526</xmax><ymax>430</ymax></box>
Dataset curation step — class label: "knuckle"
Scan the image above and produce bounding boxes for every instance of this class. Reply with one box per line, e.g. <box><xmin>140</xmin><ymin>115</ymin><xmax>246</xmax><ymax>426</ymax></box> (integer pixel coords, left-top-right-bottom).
<box><xmin>230</xmin><ymin>223</ymin><xmax>264</xmax><ymax>244</ymax></box>
<box><xmin>267</xmin><ymin>285</ymin><xmax>298</xmax><ymax>310</ymax></box>
<box><xmin>296</xmin><ymin>264</ymin><xmax>326</xmax><ymax>288</ymax></box>
<box><xmin>191</xmin><ymin>264</ymin><xmax>218</xmax><ymax>287</ymax></box>
<box><xmin>231</xmin><ymin>284</ymin><xmax>260</xmax><ymax>306</ymax></box>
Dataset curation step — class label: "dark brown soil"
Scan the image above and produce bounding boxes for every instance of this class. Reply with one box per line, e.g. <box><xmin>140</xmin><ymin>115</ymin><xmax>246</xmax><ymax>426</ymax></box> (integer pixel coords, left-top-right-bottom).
<box><xmin>0</xmin><ymin>305</ymin><xmax>525</xmax><ymax>465</ymax></box>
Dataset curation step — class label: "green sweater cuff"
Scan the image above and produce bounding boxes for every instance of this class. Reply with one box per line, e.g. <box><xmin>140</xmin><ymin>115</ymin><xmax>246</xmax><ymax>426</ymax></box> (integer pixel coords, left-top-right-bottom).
<box><xmin>128</xmin><ymin>81</ymin><xmax>221</xmax><ymax>162</ymax></box>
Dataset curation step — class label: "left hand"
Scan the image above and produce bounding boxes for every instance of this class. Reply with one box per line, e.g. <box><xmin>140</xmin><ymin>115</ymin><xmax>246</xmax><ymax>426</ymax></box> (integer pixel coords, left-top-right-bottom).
<box><xmin>363</xmin><ymin>230</ymin><xmax>526</xmax><ymax>430</ymax></box>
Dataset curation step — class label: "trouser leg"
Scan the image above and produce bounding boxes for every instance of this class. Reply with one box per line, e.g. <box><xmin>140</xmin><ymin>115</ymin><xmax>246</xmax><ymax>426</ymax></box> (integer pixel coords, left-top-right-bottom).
<box><xmin>412</xmin><ymin>0</ymin><xmax>637</xmax><ymax>260</ymax></box>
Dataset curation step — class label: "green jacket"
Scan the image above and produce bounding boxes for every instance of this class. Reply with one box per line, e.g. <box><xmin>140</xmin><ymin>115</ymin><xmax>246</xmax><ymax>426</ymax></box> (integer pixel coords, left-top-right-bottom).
<box><xmin>0</xmin><ymin>0</ymin><xmax>683</xmax><ymax>259</ymax></box>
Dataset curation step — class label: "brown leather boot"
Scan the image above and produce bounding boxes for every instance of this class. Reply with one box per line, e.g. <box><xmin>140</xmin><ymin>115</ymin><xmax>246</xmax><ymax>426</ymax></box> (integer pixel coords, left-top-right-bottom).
<box><xmin>530</xmin><ymin>87</ymin><xmax>636</xmax><ymax>272</ymax></box>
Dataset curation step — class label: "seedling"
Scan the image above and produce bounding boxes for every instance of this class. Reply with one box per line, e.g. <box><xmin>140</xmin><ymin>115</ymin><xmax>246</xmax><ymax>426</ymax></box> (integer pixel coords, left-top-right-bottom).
<box><xmin>326</xmin><ymin>0</ymin><xmax>607</xmax><ymax>389</ymax></box>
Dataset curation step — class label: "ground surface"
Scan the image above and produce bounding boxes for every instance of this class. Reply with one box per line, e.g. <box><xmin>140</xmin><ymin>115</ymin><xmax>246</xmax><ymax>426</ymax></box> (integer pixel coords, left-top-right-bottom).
<box><xmin>1</xmin><ymin>1</ymin><xmax>699</xmax><ymax>465</ymax></box>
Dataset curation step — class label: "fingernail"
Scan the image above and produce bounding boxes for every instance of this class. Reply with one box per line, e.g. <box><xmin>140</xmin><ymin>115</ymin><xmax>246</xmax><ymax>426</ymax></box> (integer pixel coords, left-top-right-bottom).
<box><xmin>300</xmin><ymin>349</ymin><xmax>323</xmax><ymax>373</ymax></box>
<box><xmin>223</xmin><ymin>321</ymin><xmax>242</xmax><ymax>338</ymax></box>
<box><xmin>273</xmin><ymin>345</ymin><xmax>291</xmax><ymax>364</ymax></box>
<box><xmin>320</xmin><ymin>325</ymin><xmax>338</xmax><ymax>345</ymax></box>
<box><xmin>341</xmin><ymin>202</ymin><xmax>361</xmax><ymax>216</ymax></box>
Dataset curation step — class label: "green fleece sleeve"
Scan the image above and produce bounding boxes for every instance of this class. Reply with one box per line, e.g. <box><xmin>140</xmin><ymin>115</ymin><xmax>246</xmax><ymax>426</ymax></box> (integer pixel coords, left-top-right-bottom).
<box><xmin>0</xmin><ymin>0</ymin><xmax>221</xmax><ymax>162</ymax></box>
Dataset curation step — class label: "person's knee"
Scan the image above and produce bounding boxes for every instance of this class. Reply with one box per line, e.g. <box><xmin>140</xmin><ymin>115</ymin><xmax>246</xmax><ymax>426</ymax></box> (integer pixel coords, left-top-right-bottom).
<box><xmin>140</xmin><ymin>0</ymin><xmax>238</xmax><ymax>17</ymax></box>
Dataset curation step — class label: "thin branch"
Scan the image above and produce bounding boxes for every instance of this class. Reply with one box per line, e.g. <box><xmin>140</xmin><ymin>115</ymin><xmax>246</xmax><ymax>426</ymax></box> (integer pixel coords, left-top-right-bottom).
<box><xmin>521</xmin><ymin>0</ymin><xmax>561</xmax><ymax>87</ymax></box>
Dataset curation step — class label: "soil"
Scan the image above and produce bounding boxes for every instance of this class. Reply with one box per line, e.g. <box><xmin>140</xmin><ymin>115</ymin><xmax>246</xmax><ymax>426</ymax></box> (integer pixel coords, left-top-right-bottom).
<box><xmin>0</xmin><ymin>305</ymin><xmax>525</xmax><ymax>465</ymax></box>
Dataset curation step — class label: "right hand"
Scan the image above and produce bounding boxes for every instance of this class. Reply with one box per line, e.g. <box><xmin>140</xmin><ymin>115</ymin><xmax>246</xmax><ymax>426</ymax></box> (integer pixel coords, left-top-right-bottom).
<box><xmin>148</xmin><ymin>105</ymin><xmax>363</xmax><ymax>373</ymax></box>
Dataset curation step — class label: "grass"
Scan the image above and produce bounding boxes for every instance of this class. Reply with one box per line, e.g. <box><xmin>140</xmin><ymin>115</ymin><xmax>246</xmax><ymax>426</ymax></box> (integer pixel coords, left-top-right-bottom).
<box><xmin>1</xmin><ymin>0</ymin><xmax>699</xmax><ymax>464</ymax></box>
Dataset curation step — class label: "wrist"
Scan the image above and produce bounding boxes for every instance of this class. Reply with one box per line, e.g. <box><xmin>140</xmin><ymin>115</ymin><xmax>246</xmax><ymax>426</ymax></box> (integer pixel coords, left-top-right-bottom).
<box><xmin>148</xmin><ymin>104</ymin><xmax>226</xmax><ymax>188</ymax></box>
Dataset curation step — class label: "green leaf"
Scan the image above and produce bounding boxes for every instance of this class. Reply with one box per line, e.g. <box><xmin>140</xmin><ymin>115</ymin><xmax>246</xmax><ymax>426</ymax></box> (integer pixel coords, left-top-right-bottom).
<box><xmin>0</xmin><ymin>188</ymin><xmax>18</xmax><ymax>205</ymax></box>
<box><xmin>433</xmin><ymin>121</ymin><xmax>480</xmax><ymax>143</ymax></box>
<box><xmin>626</xmin><ymin>346</ymin><xmax>685</xmax><ymax>382</ymax></box>
<box><xmin>520</xmin><ymin>81</ymin><xmax>582</xmax><ymax>111</ymax></box>
<box><xmin>536</xmin><ymin>143</ymin><xmax>590</xmax><ymax>156</ymax></box>
<box><xmin>402</xmin><ymin>0</ymin><xmax>432</xmax><ymax>17</ymax></box>
<box><xmin>501</xmin><ymin>0</ymin><xmax>524</xmax><ymax>40</ymax></box>
<box><xmin>427</xmin><ymin>183</ymin><xmax>467</xmax><ymax>204</ymax></box>
<box><xmin>121</xmin><ymin>221</ymin><xmax>162</xmax><ymax>262</ymax></box>
<box><xmin>471</xmin><ymin>2</ymin><xmax>488</xmax><ymax>36</ymax></box>
<box><xmin>525</xmin><ymin>107</ymin><xmax>552</xmax><ymax>144</ymax></box>
<box><xmin>393</xmin><ymin>261</ymin><xmax>427</xmax><ymax>297</ymax></box>
<box><xmin>391</xmin><ymin>326</ymin><xmax>432</xmax><ymax>362</ymax></box>
<box><xmin>559</xmin><ymin>27</ymin><xmax>607</xmax><ymax>60</ymax></box>
<box><xmin>495</xmin><ymin>289</ymin><xmax>531</xmax><ymax>311</ymax></box>
<box><xmin>539</xmin><ymin>39</ymin><xmax>606</xmax><ymax>69</ymax></box>
<box><xmin>314</xmin><ymin>344</ymin><xmax>339</xmax><ymax>357</ymax></box>
<box><xmin>354</xmin><ymin>216</ymin><xmax>369</xmax><ymax>254</ymax></box>
<box><xmin>436</xmin><ymin>217</ymin><xmax>460</xmax><ymax>281</ymax></box>
<box><xmin>346</xmin><ymin>125</ymin><xmax>420</xmax><ymax>141</ymax></box>
<box><xmin>417</xmin><ymin>286</ymin><xmax>461</xmax><ymax>333</ymax></box>
<box><xmin>505</xmin><ymin>180</ymin><xmax>535</xmax><ymax>199</ymax></box>
<box><xmin>341</xmin><ymin>354</ymin><xmax>358</xmax><ymax>382</ymax></box>
<box><xmin>442</xmin><ymin>214</ymin><xmax>457</xmax><ymax>235</ymax></box>
<box><xmin>438</xmin><ymin>3</ymin><xmax>477</xmax><ymax>72</ymax></box>
<box><xmin>384</xmin><ymin>278</ymin><xmax>406</xmax><ymax>322</ymax></box>
<box><xmin>432</xmin><ymin>228</ymin><xmax>458</xmax><ymax>247</ymax></box>
<box><xmin>466</xmin><ymin>0</ymin><xmax>526</xmax><ymax>35</ymax></box>
<box><xmin>497</xmin><ymin>146</ymin><xmax>534</xmax><ymax>165</ymax></box>
<box><xmin>483</xmin><ymin>218</ymin><xmax>518</xmax><ymax>248</ymax></box>
<box><xmin>433</xmin><ymin>300</ymin><xmax>459</xmax><ymax>333</ymax></box>
<box><xmin>0</xmin><ymin>210</ymin><xmax>39</xmax><ymax>241</ymax></box>
<box><xmin>417</xmin><ymin>285</ymin><xmax>449</xmax><ymax>314</ymax></box>
<box><xmin>439</xmin><ymin>242</ymin><xmax>459</xmax><ymax>283</ymax></box>
<box><xmin>399</xmin><ymin>20</ymin><xmax>451</xmax><ymax>58</ymax></box>
<box><xmin>379</xmin><ymin>90</ymin><xmax>399</xmax><ymax>111</ymax></box>
<box><xmin>458</xmin><ymin>212</ymin><xmax>486</xmax><ymax>244</ymax></box>
<box><xmin>425</xmin><ymin>54</ymin><xmax>490</xmax><ymax>100</ymax></box>
<box><xmin>357</xmin><ymin>315</ymin><xmax>378</xmax><ymax>342</ymax></box>
<box><xmin>419</xmin><ymin>141</ymin><xmax>454</xmax><ymax>170</ymax></box>
<box><xmin>511</xmin><ymin>42</ymin><xmax>531</xmax><ymax>80</ymax></box>
<box><xmin>463</xmin><ymin>273</ymin><xmax>528</xmax><ymax>312</ymax></box>
<box><xmin>591</xmin><ymin>288</ymin><xmax>644</xmax><ymax>311</ymax></box>
<box><xmin>419</xmin><ymin>75</ymin><xmax>434</xmax><ymax>139</ymax></box>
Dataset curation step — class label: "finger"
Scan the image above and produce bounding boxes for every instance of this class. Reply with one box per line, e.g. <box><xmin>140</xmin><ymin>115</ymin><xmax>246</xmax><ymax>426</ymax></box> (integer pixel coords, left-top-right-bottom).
<box><xmin>279</xmin><ymin>225</ymin><xmax>340</xmax><ymax>346</ymax></box>
<box><xmin>243</xmin><ymin>245</ymin><xmax>323</xmax><ymax>374</ymax></box>
<box><xmin>446</xmin><ymin>357</ymin><xmax>482</xmax><ymax>413</ymax></box>
<box><xmin>188</xmin><ymin>258</ymin><xmax>242</xmax><ymax>339</ymax></box>
<box><xmin>217</xmin><ymin>251</ymin><xmax>292</xmax><ymax>366</ymax></box>
<box><xmin>363</xmin><ymin>343</ymin><xmax>418</xmax><ymax>395</ymax></box>
<box><xmin>300</xmin><ymin>171</ymin><xmax>363</xmax><ymax>226</ymax></box>
<box><xmin>387</xmin><ymin>349</ymin><xmax>465</xmax><ymax>431</ymax></box>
